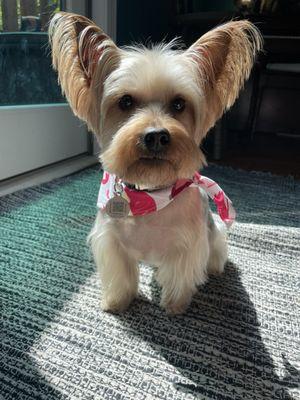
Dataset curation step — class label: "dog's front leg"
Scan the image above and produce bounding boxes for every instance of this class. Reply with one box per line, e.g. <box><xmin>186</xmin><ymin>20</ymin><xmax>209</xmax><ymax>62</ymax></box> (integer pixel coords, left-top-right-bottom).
<box><xmin>89</xmin><ymin>219</ymin><xmax>139</xmax><ymax>313</ymax></box>
<box><xmin>156</xmin><ymin>239</ymin><xmax>209</xmax><ymax>315</ymax></box>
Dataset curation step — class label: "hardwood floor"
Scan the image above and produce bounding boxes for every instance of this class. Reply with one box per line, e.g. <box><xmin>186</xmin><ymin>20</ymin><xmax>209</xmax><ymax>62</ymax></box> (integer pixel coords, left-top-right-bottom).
<box><xmin>208</xmin><ymin>132</ymin><xmax>300</xmax><ymax>179</ymax></box>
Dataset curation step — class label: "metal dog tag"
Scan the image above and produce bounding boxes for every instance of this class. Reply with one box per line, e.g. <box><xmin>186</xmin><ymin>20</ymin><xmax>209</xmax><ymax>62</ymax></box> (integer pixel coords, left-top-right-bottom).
<box><xmin>105</xmin><ymin>195</ymin><xmax>130</xmax><ymax>218</ymax></box>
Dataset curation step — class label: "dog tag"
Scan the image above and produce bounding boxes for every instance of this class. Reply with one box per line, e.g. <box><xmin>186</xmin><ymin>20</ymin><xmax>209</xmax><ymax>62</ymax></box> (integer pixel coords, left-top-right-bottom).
<box><xmin>105</xmin><ymin>196</ymin><xmax>130</xmax><ymax>218</ymax></box>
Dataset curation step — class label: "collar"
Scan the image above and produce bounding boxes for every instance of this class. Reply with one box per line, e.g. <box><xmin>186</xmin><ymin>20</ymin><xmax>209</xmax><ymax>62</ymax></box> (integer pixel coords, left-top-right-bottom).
<box><xmin>123</xmin><ymin>181</ymin><xmax>171</xmax><ymax>192</ymax></box>
<box><xmin>97</xmin><ymin>171</ymin><xmax>236</xmax><ymax>227</ymax></box>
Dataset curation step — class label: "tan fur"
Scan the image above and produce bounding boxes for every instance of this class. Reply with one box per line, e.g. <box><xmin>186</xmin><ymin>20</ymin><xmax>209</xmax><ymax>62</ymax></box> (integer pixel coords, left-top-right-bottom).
<box><xmin>101</xmin><ymin>108</ymin><xmax>203</xmax><ymax>188</ymax></box>
<box><xmin>187</xmin><ymin>20</ymin><xmax>263</xmax><ymax>136</ymax></box>
<box><xmin>49</xmin><ymin>12</ymin><xmax>120</xmax><ymax>133</ymax></box>
<box><xmin>49</xmin><ymin>14</ymin><xmax>262</xmax><ymax>314</ymax></box>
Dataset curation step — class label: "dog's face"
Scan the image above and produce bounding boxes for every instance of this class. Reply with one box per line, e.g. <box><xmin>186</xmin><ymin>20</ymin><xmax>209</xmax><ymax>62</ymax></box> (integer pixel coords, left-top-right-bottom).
<box><xmin>99</xmin><ymin>45</ymin><xmax>205</xmax><ymax>187</ymax></box>
<box><xmin>50</xmin><ymin>13</ymin><xmax>262</xmax><ymax>187</ymax></box>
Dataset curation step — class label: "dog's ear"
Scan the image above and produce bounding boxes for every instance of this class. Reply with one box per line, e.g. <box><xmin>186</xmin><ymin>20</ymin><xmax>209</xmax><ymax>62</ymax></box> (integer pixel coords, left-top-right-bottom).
<box><xmin>49</xmin><ymin>12</ymin><xmax>120</xmax><ymax>133</ymax></box>
<box><xmin>186</xmin><ymin>20</ymin><xmax>262</xmax><ymax>138</ymax></box>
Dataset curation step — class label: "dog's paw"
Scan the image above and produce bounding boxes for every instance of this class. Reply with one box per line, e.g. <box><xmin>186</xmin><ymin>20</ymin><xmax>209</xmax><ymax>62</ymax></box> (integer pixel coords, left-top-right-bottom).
<box><xmin>207</xmin><ymin>258</ymin><xmax>225</xmax><ymax>275</ymax></box>
<box><xmin>101</xmin><ymin>296</ymin><xmax>132</xmax><ymax>313</ymax></box>
<box><xmin>165</xmin><ymin>303</ymin><xmax>188</xmax><ymax>315</ymax></box>
<box><xmin>161</xmin><ymin>298</ymin><xmax>191</xmax><ymax>316</ymax></box>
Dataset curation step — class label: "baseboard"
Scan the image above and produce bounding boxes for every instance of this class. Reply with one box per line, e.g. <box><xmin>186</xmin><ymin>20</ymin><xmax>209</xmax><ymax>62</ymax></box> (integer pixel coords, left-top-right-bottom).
<box><xmin>0</xmin><ymin>154</ymin><xmax>99</xmax><ymax>197</ymax></box>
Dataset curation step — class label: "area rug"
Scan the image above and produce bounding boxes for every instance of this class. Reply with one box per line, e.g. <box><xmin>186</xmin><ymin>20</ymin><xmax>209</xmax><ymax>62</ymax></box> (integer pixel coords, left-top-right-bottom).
<box><xmin>0</xmin><ymin>165</ymin><xmax>299</xmax><ymax>400</ymax></box>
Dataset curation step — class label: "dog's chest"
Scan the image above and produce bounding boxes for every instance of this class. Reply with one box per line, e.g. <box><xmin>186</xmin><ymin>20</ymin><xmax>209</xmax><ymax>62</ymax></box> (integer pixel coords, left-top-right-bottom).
<box><xmin>112</xmin><ymin>187</ymin><xmax>207</xmax><ymax>262</ymax></box>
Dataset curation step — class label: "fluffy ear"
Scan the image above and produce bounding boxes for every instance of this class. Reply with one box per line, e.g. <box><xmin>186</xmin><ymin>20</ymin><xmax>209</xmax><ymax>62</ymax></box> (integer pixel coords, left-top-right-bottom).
<box><xmin>49</xmin><ymin>12</ymin><xmax>120</xmax><ymax>134</ymax></box>
<box><xmin>186</xmin><ymin>20</ymin><xmax>262</xmax><ymax>138</ymax></box>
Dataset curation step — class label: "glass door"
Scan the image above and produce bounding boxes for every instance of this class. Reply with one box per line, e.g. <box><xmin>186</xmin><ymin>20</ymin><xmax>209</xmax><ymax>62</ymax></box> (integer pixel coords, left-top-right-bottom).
<box><xmin>0</xmin><ymin>0</ymin><xmax>90</xmax><ymax>181</ymax></box>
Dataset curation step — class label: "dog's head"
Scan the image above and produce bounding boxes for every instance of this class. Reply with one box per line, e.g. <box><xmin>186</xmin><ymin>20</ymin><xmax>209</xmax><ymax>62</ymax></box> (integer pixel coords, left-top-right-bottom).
<box><xmin>49</xmin><ymin>13</ymin><xmax>262</xmax><ymax>188</ymax></box>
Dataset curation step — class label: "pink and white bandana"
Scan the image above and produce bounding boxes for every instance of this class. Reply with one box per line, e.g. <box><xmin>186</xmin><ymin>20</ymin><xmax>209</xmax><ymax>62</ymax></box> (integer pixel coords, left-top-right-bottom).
<box><xmin>97</xmin><ymin>171</ymin><xmax>236</xmax><ymax>227</ymax></box>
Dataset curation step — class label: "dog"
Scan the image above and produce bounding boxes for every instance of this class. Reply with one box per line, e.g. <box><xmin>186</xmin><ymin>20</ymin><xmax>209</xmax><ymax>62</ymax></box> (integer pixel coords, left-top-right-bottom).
<box><xmin>49</xmin><ymin>13</ymin><xmax>262</xmax><ymax>314</ymax></box>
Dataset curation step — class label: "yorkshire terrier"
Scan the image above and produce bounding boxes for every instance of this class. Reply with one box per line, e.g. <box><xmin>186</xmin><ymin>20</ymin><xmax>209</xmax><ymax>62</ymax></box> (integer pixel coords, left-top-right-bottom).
<box><xmin>49</xmin><ymin>13</ymin><xmax>262</xmax><ymax>314</ymax></box>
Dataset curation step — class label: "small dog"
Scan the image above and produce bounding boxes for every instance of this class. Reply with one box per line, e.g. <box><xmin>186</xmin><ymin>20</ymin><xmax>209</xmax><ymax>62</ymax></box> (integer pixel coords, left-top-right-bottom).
<box><xmin>49</xmin><ymin>13</ymin><xmax>262</xmax><ymax>314</ymax></box>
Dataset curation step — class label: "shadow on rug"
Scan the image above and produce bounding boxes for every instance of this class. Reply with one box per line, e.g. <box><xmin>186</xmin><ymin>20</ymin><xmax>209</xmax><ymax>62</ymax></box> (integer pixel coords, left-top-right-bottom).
<box><xmin>118</xmin><ymin>262</ymin><xmax>299</xmax><ymax>399</ymax></box>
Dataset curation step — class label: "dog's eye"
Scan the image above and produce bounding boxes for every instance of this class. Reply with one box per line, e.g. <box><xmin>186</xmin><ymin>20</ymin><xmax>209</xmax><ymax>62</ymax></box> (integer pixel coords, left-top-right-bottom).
<box><xmin>118</xmin><ymin>94</ymin><xmax>134</xmax><ymax>111</ymax></box>
<box><xmin>171</xmin><ymin>97</ymin><xmax>185</xmax><ymax>113</ymax></box>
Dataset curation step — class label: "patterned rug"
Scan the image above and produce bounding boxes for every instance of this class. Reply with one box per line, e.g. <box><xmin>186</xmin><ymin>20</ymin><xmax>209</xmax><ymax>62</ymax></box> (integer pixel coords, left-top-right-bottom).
<box><xmin>0</xmin><ymin>165</ymin><xmax>299</xmax><ymax>400</ymax></box>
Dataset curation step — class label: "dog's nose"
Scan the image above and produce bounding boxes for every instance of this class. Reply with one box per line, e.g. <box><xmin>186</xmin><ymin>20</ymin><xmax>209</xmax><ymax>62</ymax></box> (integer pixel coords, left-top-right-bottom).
<box><xmin>143</xmin><ymin>129</ymin><xmax>170</xmax><ymax>152</ymax></box>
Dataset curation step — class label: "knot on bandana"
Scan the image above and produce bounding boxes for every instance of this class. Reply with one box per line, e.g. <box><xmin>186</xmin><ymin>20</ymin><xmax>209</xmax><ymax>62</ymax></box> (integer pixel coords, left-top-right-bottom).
<box><xmin>97</xmin><ymin>171</ymin><xmax>236</xmax><ymax>227</ymax></box>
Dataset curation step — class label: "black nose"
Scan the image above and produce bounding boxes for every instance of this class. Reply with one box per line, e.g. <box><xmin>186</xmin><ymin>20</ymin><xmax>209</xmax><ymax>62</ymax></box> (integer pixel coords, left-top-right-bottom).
<box><xmin>143</xmin><ymin>129</ymin><xmax>171</xmax><ymax>152</ymax></box>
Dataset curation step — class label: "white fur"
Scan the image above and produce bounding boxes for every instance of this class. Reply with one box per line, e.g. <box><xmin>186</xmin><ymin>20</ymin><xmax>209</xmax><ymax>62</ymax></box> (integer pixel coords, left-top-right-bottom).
<box><xmin>88</xmin><ymin>187</ymin><xmax>227</xmax><ymax>315</ymax></box>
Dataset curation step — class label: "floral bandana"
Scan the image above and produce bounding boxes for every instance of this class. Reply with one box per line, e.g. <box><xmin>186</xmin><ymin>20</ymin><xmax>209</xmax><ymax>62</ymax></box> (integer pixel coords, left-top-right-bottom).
<box><xmin>97</xmin><ymin>171</ymin><xmax>236</xmax><ymax>227</ymax></box>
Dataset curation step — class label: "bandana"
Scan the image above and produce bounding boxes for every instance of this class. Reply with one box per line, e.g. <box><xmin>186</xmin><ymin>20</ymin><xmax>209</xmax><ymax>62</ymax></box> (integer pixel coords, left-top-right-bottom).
<box><xmin>97</xmin><ymin>171</ymin><xmax>236</xmax><ymax>227</ymax></box>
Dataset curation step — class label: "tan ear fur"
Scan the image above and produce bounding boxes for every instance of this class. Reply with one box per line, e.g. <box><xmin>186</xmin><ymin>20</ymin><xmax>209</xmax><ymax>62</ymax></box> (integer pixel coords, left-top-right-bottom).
<box><xmin>49</xmin><ymin>12</ymin><xmax>120</xmax><ymax>134</ymax></box>
<box><xmin>187</xmin><ymin>20</ymin><xmax>263</xmax><ymax>137</ymax></box>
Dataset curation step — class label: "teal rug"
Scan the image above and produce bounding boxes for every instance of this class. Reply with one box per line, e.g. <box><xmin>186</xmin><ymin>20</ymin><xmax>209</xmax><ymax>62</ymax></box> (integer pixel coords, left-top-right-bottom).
<box><xmin>0</xmin><ymin>165</ymin><xmax>299</xmax><ymax>400</ymax></box>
